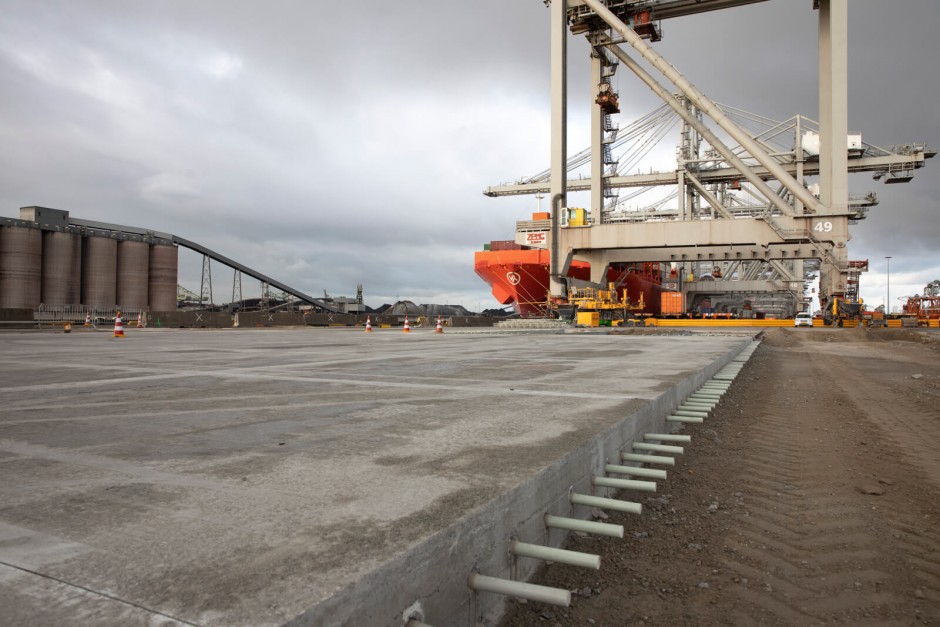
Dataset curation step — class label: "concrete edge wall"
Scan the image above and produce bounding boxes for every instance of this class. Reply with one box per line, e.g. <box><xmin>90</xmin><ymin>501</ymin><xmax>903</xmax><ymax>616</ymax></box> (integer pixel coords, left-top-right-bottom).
<box><xmin>0</xmin><ymin>308</ymin><xmax>501</xmax><ymax>329</ymax></box>
<box><xmin>302</xmin><ymin>314</ymin><xmax>495</xmax><ymax>328</ymax></box>
<box><xmin>286</xmin><ymin>334</ymin><xmax>756</xmax><ymax>627</ymax></box>
<box><xmin>0</xmin><ymin>308</ymin><xmax>34</xmax><ymax>321</ymax></box>
<box><xmin>0</xmin><ymin>307</ymin><xmax>35</xmax><ymax>328</ymax></box>
<box><xmin>148</xmin><ymin>311</ymin><xmax>231</xmax><ymax>328</ymax></box>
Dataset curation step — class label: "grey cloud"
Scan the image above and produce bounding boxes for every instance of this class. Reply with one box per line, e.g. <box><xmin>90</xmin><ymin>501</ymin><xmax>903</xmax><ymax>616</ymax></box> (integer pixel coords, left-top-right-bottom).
<box><xmin>0</xmin><ymin>0</ymin><xmax>936</xmax><ymax>310</ymax></box>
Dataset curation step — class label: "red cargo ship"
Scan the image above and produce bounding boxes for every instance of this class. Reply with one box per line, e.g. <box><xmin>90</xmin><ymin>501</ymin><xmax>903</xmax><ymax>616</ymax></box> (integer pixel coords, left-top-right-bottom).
<box><xmin>475</xmin><ymin>240</ymin><xmax>663</xmax><ymax>318</ymax></box>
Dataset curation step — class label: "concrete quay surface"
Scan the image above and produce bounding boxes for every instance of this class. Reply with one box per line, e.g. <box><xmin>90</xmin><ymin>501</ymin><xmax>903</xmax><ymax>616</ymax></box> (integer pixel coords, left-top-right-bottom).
<box><xmin>0</xmin><ymin>327</ymin><xmax>754</xmax><ymax>626</ymax></box>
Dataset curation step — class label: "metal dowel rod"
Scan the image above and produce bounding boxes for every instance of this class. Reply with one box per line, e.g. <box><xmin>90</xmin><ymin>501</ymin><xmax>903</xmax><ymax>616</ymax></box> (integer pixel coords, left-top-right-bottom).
<box><xmin>571</xmin><ymin>492</ymin><xmax>642</xmax><ymax>515</ymax></box>
<box><xmin>689</xmin><ymin>397</ymin><xmax>720</xmax><ymax>404</ymax></box>
<box><xmin>622</xmin><ymin>452</ymin><xmax>675</xmax><ymax>466</ymax></box>
<box><xmin>674</xmin><ymin>409</ymin><xmax>708</xmax><ymax>418</ymax></box>
<box><xmin>633</xmin><ymin>442</ymin><xmax>683</xmax><ymax>454</ymax></box>
<box><xmin>644</xmin><ymin>433</ymin><xmax>691</xmax><ymax>443</ymax></box>
<box><xmin>680</xmin><ymin>403</ymin><xmax>713</xmax><ymax>411</ymax></box>
<box><xmin>593</xmin><ymin>475</ymin><xmax>657</xmax><ymax>492</ymax></box>
<box><xmin>511</xmin><ymin>540</ymin><xmax>601</xmax><ymax>570</ymax></box>
<box><xmin>468</xmin><ymin>574</ymin><xmax>571</xmax><ymax>607</ymax></box>
<box><xmin>693</xmin><ymin>390</ymin><xmax>722</xmax><ymax>397</ymax></box>
<box><xmin>605</xmin><ymin>464</ymin><xmax>667</xmax><ymax>480</ymax></box>
<box><xmin>667</xmin><ymin>415</ymin><xmax>703</xmax><ymax>424</ymax></box>
<box><xmin>544</xmin><ymin>514</ymin><xmax>624</xmax><ymax>538</ymax></box>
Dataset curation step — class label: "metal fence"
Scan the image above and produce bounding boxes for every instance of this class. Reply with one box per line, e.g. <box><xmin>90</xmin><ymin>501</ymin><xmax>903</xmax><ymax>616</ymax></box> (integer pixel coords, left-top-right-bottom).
<box><xmin>35</xmin><ymin>304</ymin><xmax>147</xmax><ymax>328</ymax></box>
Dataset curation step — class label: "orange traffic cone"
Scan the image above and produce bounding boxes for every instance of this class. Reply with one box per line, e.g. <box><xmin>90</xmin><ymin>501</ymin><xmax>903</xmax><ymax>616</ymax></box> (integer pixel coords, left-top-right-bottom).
<box><xmin>403</xmin><ymin>315</ymin><xmax>411</xmax><ymax>333</ymax></box>
<box><xmin>113</xmin><ymin>313</ymin><xmax>125</xmax><ymax>338</ymax></box>
<box><xmin>435</xmin><ymin>316</ymin><xmax>443</xmax><ymax>333</ymax></box>
<box><xmin>136</xmin><ymin>312</ymin><xmax>145</xmax><ymax>328</ymax></box>
<box><xmin>365</xmin><ymin>316</ymin><xmax>373</xmax><ymax>332</ymax></box>
<box><xmin>84</xmin><ymin>312</ymin><xmax>91</xmax><ymax>327</ymax></box>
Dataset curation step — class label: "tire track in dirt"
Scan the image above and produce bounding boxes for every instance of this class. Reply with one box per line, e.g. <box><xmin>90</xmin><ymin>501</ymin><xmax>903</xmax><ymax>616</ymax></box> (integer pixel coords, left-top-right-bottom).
<box><xmin>807</xmin><ymin>337</ymin><xmax>940</xmax><ymax>610</ymax></box>
<box><xmin>716</xmin><ymin>333</ymin><xmax>940</xmax><ymax>624</ymax></box>
<box><xmin>717</xmin><ymin>392</ymin><xmax>906</xmax><ymax>624</ymax></box>
<box><xmin>502</xmin><ymin>329</ymin><xmax>938</xmax><ymax>627</ymax></box>
<box><xmin>812</xmin><ymin>350</ymin><xmax>940</xmax><ymax>485</ymax></box>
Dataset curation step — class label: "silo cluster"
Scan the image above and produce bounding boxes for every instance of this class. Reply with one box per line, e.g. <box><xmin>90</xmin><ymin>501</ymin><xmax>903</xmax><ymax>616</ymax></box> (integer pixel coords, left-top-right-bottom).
<box><xmin>0</xmin><ymin>207</ymin><xmax>178</xmax><ymax>311</ymax></box>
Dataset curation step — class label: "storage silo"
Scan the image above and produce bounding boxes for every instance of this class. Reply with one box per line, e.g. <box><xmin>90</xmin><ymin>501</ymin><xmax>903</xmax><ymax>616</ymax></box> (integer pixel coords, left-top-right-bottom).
<box><xmin>148</xmin><ymin>243</ymin><xmax>178</xmax><ymax>311</ymax></box>
<box><xmin>0</xmin><ymin>225</ymin><xmax>42</xmax><ymax>309</ymax></box>
<box><xmin>82</xmin><ymin>235</ymin><xmax>118</xmax><ymax>308</ymax></box>
<box><xmin>41</xmin><ymin>231</ymin><xmax>81</xmax><ymax>304</ymax></box>
<box><xmin>117</xmin><ymin>240</ymin><xmax>150</xmax><ymax>309</ymax></box>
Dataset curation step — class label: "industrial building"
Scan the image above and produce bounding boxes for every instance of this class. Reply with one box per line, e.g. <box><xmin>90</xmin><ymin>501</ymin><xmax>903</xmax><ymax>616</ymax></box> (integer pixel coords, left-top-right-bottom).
<box><xmin>0</xmin><ymin>206</ymin><xmax>177</xmax><ymax>313</ymax></box>
<box><xmin>0</xmin><ymin>206</ymin><xmax>350</xmax><ymax>322</ymax></box>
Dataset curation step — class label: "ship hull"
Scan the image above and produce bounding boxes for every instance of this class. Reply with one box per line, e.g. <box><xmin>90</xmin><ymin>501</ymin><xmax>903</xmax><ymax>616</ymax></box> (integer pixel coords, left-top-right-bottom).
<box><xmin>475</xmin><ymin>248</ymin><xmax>662</xmax><ymax>317</ymax></box>
<box><xmin>474</xmin><ymin>249</ymin><xmax>588</xmax><ymax>317</ymax></box>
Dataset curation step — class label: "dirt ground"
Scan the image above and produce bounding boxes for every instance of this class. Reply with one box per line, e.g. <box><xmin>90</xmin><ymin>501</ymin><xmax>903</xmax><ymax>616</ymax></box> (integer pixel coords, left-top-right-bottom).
<box><xmin>501</xmin><ymin>327</ymin><xmax>940</xmax><ymax>626</ymax></box>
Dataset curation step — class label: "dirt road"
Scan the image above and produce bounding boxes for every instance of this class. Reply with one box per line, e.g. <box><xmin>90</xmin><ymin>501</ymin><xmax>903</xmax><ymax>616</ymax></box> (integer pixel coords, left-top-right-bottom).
<box><xmin>502</xmin><ymin>327</ymin><xmax>940</xmax><ymax>626</ymax></box>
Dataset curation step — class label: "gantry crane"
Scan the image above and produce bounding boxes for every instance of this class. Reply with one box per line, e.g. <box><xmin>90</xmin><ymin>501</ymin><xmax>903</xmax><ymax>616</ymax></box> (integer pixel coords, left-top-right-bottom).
<box><xmin>489</xmin><ymin>0</ymin><xmax>931</xmax><ymax>318</ymax></box>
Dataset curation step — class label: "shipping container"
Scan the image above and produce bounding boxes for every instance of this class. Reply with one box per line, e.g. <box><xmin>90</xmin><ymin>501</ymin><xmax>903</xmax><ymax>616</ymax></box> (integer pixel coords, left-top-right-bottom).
<box><xmin>489</xmin><ymin>240</ymin><xmax>524</xmax><ymax>251</ymax></box>
<box><xmin>660</xmin><ymin>292</ymin><xmax>684</xmax><ymax>315</ymax></box>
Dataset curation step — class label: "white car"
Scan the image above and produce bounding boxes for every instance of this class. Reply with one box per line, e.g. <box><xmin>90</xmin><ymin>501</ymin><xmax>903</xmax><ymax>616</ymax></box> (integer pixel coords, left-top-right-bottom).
<box><xmin>794</xmin><ymin>312</ymin><xmax>813</xmax><ymax>327</ymax></box>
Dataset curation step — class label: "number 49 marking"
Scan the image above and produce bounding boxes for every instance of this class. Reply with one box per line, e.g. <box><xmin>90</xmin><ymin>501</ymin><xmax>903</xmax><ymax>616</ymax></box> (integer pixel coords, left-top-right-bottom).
<box><xmin>814</xmin><ymin>221</ymin><xmax>834</xmax><ymax>233</ymax></box>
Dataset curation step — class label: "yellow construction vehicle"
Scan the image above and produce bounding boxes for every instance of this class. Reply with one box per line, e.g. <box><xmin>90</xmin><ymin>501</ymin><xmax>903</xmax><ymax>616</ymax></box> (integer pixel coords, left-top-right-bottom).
<box><xmin>569</xmin><ymin>282</ymin><xmax>645</xmax><ymax>327</ymax></box>
<box><xmin>823</xmin><ymin>296</ymin><xmax>863</xmax><ymax>326</ymax></box>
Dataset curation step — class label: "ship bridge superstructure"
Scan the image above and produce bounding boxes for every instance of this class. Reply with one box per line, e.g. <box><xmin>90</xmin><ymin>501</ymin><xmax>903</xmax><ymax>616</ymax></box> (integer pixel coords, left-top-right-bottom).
<box><xmin>488</xmin><ymin>0</ymin><xmax>932</xmax><ymax>318</ymax></box>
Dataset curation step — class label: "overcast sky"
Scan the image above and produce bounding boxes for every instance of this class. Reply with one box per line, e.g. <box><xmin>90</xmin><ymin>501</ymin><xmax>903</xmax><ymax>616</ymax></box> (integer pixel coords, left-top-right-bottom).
<box><xmin>1</xmin><ymin>0</ymin><xmax>936</xmax><ymax>311</ymax></box>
